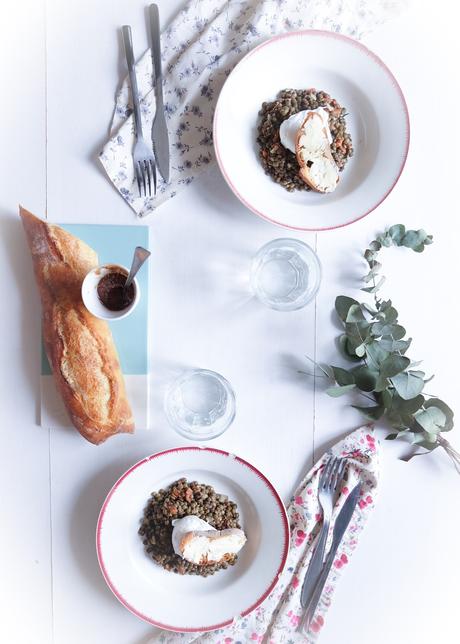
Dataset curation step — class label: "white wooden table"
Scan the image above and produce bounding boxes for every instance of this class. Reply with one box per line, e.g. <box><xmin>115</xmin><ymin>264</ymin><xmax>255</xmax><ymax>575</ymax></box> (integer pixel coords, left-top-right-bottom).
<box><xmin>1</xmin><ymin>1</ymin><xmax>459</xmax><ymax>642</ymax></box>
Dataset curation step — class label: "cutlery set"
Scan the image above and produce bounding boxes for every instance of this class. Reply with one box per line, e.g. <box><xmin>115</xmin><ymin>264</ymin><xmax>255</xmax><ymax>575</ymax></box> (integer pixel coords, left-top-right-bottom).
<box><xmin>298</xmin><ymin>457</ymin><xmax>361</xmax><ymax>633</ymax></box>
<box><xmin>122</xmin><ymin>4</ymin><xmax>169</xmax><ymax>199</ymax></box>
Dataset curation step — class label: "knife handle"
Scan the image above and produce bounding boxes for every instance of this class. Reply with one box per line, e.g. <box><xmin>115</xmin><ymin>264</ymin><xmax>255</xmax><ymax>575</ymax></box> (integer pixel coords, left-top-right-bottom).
<box><xmin>298</xmin><ymin>540</ymin><xmax>336</xmax><ymax>634</ymax></box>
<box><xmin>300</xmin><ymin>519</ymin><xmax>330</xmax><ymax>609</ymax></box>
<box><xmin>122</xmin><ymin>25</ymin><xmax>144</xmax><ymax>139</ymax></box>
<box><xmin>148</xmin><ymin>4</ymin><xmax>163</xmax><ymax>107</ymax></box>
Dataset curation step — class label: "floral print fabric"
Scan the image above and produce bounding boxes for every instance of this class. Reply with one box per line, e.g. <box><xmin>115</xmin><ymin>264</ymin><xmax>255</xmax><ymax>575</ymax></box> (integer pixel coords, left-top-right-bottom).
<box><xmin>151</xmin><ymin>425</ymin><xmax>380</xmax><ymax>643</ymax></box>
<box><xmin>99</xmin><ymin>0</ymin><xmax>407</xmax><ymax>217</ymax></box>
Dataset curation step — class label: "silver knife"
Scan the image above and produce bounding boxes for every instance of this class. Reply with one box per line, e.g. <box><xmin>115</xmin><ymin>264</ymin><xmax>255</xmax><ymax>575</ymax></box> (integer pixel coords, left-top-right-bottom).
<box><xmin>298</xmin><ymin>483</ymin><xmax>362</xmax><ymax>633</ymax></box>
<box><xmin>149</xmin><ymin>3</ymin><xmax>170</xmax><ymax>183</ymax></box>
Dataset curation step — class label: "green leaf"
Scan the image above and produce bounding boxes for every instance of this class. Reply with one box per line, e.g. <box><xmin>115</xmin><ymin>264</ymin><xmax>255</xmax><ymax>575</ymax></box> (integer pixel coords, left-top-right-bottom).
<box><xmin>372</xmin><ymin>322</ymin><xmax>395</xmax><ymax>337</ymax></box>
<box><xmin>379</xmin><ymin>300</ymin><xmax>392</xmax><ymax>311</ymax></box>
<box><xmin>352</xmin><ymin>404</ymin><xmax>385</xmax><ymax>421</ymax></box>
<box><xmin>383</xmin><ymin>306</ymin><xmax>398</xmax><ymax>324</ymax></box>
<box><xmin>402</xmin><ymin>229</ymin><xmax>430</xmax><ymax>252</ymax></box>
<box><xmin>355</xmin><ymin>343</ymin><xmax>367</xmax><ymax>357</ymax></box>
<box><xmin>345</xmin><ymin>304</ymin><xmax>366</xmax><ymax>323</ymax></box>
<box><xmin>385</xmin><ymin>433</ymin><xmax>399</xmax><ymax>440</ymax></box>
<box><xmin>388</xmin><ymin>325</ymin><xmax>406</xmax><ymax>340</ymax></box>
<box><xmin>363</xmin><ymin>269</ymin><xmax>380</xmax><ymax>284</ymax></box>
<box><xmin>380</xmin><ymin>355</ymin><xmax>410</xmax><ymax>378</ymax></box>
<box><xmin>378</xmin><ymin>233</ymin><xmax>392</xmax><ymax>248</ymax></box>
<box><xmin>424</xmin><ymin>398</ymin><xmax>454</xmax><ymax>431</ymax></box>
<box><xmin>389</xmin><ymin>224</ymin><xmax>406</xmax><ymax>244</ymax></box>
<box><xmin>391</xmin><ymin>371</ymin><xmax>425</xmax><ymax>400</ymax></box>
<box><xmin>335</xmin><ymin>296</ymin><xmax>360</xmax><ymax>322</ymax></box>
<box><xmin>379</xmin><ymin>337</ymin><xmax>412</xmax><ymax>354</ymax></box>
<box><xmin>374</xmin><ymin>376</ymin><xmax>389</xmax><ymax>392</ymax></box>
<box><xmin>414</xmin><ymin>407</ymin><xmax>446</xmax><ymax>434</ymax></box>
<box><xmin>352</xmin><ymin>365</ymin><xmax>378</xmax><ymax>392</ymax></box>
<box><xmin>391</xmin><ymin>394</ymin><xmax>425</xmax><ymax>415</ymax></box>
<box><xmin>331</xmin><ymin>366</ymin><xmax>355</xmax><ymax>386</ymax></box>
<box><xmin>366</xmin><ymin>341</ymin><xmax>389</xmax><ymax>366</ymax></box>
<box><xmin>369</xmin><ymin>240</ymin><xmax>382</xmax><ymax>252</ymax></box>
<box><xmin>326</xmin><ymin>384</ymin><xmax>356</xmax><ymax>397</ymax></box>
<box><xmin>337</xmin><ymin>335</ymin><xmax>362</xmax><ymax>362</ymax></box>
<box><xmin>362</xmin><ymin>303</ymin><xmax>379</xmax><ymax>317</ymax></box>
<box><xmin>412</xmin><ymin>432</ymin><xmax>438</xmax><ymax>446</ymax></box>
<box><xmin>361</xmin><ymin>276</ymin><xmax>386</xmax><ymax>293</ymax></box>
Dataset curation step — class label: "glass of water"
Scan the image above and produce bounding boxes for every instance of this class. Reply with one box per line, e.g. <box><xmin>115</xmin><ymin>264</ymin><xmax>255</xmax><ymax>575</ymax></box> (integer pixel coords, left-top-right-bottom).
<box><xmin>164</xmin><ymin>369</ymin><xmax>236</xmax><ymax>440</ymax></box>
<box><xmin>250</xmin><ymin>238</ymin><xmax>321</xmax><ymax>311</ymax></box>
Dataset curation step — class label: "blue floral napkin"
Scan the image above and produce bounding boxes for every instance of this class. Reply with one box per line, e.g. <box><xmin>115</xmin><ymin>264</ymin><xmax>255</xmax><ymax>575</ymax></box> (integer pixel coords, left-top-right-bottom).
<box><xmin>99</xmin><ymin>0</ymin><xmax>407</xmax><ymax>217</ymax></box>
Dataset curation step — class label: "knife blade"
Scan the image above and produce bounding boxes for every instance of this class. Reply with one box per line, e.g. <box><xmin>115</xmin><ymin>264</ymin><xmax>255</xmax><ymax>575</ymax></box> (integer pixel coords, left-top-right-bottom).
<box><xmin>298</xmin><ymin>482</ymin><xmax>362</xmax><ymax>633</ymax></box>
<box><xmin>148</xmin><ymin>4</ymin><xmax>170</xmax><ymax>183</ymax></box>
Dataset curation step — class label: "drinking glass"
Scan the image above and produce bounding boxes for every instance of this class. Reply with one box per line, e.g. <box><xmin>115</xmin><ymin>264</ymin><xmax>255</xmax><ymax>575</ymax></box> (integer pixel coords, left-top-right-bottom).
<box><xmin>164</xmin><ymin>369</ymin><xmax>236</xmax><ymax>440</ymax></box>
<box><xmin>250</xmin><ymin>238</ymin><xmax>321</xmax><ymax>311</ymax></box>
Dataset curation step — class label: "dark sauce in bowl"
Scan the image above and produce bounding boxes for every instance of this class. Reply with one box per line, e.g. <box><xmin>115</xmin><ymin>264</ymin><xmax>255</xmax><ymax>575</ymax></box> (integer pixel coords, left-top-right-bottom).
<box><xmin>97</xmin><ymin>271</ymin><xmax>135</xmax><ymax>311</ymax></box>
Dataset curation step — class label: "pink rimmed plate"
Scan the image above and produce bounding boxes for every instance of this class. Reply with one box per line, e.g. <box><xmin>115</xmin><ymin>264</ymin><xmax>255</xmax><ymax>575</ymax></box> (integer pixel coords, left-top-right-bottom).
<box><xmin>213</xmin><ymin>30</ymin><xmax>409</xmax><ymax>231</ymax></box>
<box><xmin>96</xmin><ymin>447</ymin><xmax>289</xmax><ymax>632</ymax></box>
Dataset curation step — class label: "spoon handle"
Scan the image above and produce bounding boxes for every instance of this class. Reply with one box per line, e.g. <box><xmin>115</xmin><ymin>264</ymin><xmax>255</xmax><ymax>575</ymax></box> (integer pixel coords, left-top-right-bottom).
<box><xmin>125</xmin><ymin>246</ymin><xmax>151</xmax><ymax>290</ymax></box>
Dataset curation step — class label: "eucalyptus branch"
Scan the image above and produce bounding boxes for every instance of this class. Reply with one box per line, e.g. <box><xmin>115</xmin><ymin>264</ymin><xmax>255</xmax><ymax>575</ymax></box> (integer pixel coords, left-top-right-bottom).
<box><xmin>311</xmin><ymin>224</ymin><xmax>458</xmax><ymax>472</ymax></box>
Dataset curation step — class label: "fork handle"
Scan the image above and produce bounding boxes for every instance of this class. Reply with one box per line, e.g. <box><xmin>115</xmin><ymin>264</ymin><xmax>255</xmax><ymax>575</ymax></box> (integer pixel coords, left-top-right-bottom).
<box><xmin>148</xmin><ymin>4</ymin><xmax>164</xmax><ymax>109</ymax></box>
<box><xmin>122</xmin><ymin>25</ymin><xmax>144</xmax><ymax>139</ymax></box>
<box><xmin>300</xmin><ymin>517</ymin><xmax>330</xmax><ymax>609</ymax></box>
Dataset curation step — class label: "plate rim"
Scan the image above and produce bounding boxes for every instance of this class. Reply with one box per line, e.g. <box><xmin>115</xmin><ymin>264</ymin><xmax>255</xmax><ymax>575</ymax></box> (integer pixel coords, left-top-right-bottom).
<box><xmin>213</xmin><ymin>28</ymin><xmax>410</xmax><ymax>232</ymax></box>
<box><xmin>96</xmin><ymin>446</ymin><xmax>290</xmax><ymax>632</ymax></box>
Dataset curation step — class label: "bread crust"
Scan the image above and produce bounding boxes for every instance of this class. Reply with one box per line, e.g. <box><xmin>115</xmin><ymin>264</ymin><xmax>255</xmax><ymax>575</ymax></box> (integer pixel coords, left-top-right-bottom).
<box><xmin>295</xmin><ymin>111</ymin><xmax>339</xmax><ymax>193</ymax></box>
<box><xmin>20</xmin><ymin>206</ymin><xmax>134</xmax><ymax>444</ymax></box>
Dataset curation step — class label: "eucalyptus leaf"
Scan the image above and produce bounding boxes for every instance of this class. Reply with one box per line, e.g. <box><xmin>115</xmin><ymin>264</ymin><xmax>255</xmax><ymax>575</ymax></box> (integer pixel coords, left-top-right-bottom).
<box><xmin>346</xmin><ymin>304</ymin><xmax>366</xmax><ymax>323</ymax></box>
<box><xmin>379</xmin><ymin>300</ymin><xmax>392</xmax><ymax>311</ymax></box>
<box><xmin>374</xmin><ymin>375</ymin><xmax>389</xmax><ymax>392</ymax></box>
<box><xmin>335</xmin><ymin>296</ymin><xmax>360</xmax><ymax>322</ymax></box>
<box><xmin>355</xmin><ymin>343</ymin><xmax>367</xmax><ymax>358</ymax></box>
<box><xmin>351</xmin><ymin>404</ymin><xmax>385</xmax><ymax>421</ymax></box>
<box><xmin>331</xmin><ymin>366</ymin><xmax>355</xmax><ymax>386</ymax></box>
<box><xmin>414</xmin><ymin>407</ymin><xmax>446</xmax><ymax>434</ymax></box>
<box><xmin>352</xmin><ymin>365</ymin><xmax>378</xmax><ymax>392</ymax></box>
<box><xmin>361</xmin><ymin>276</ymin><xmax>386</xmax><ymax>293</ymax></box>
<box><xmin>321</xmin><ymin>225</ymin><xmax>457</xmax><ymax>470</ymax></box>
<box><xmin>366</xmin><ymin>342</ymin><xmax>390</xmax><ymax>366</ymax></box>
<box><xmin>337</xmin><ymin>335</ymin><xmax>362</xmax><ymax>362</ymax></box>
<box><xmin>379</xmin><ymin>337</ymin><xmax>412</xmax><ymax>354</ymax></box>
<box><xmin>383</xmin><ymin>307</ymin><xmax>398</xmax><ymax>324</ymax></box>
<box><xmin>391</xmin><ymin>394</ymin><xmax>425</xmax><ymax>415</ymax></box>
<box><xmin>380</xmin><ymin>355</ymin><xmax>410</xmax><ymax>378</ymax></box>
<box><xmin>387</xmin><ymin>325</ymin><xmax>406</xmax><ymax>340</ymax></box>
<box><xmin>371</xmin><ymin>322</ymin><xmax>393</xmax><ymax>337</ymax></box>
<box><xmin>389</xmin><ymin>224</ymin><xmax>405</xmax><ymax>244</ymax></box>
<box><xmin>326</xmin><ymin>384</ymin><xmax>356</xmax><ymax>397</ymax></box>
<box><xmin>362</xmin><ymin>303</ymin><xmax>379</xmax><ymax>316</ymax></box>
<box><xmin>424</xmin><ymin>398</ymin><xmax>454</xmax><ymax>431</ymax></box>
<box><xmin>391</xmin><ymin>371</ymin><xmax>425</xmax><ymax>400</ymax></box>
<box><xmin>402</xmin><ymin>229</ymin><xmax>428</xmax><ymax>250</ymax></box>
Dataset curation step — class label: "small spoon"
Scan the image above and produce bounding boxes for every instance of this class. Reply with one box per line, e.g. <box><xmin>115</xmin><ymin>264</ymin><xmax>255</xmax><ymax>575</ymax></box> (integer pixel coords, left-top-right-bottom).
<box><xmin>124</xmin><ymin>246</ymin><xmax>151</xmax><ymax>293</ymax></box>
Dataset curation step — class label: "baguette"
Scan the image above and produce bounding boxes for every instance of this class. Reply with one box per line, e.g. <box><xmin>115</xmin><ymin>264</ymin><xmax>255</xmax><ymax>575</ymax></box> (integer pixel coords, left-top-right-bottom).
<box><xmin>295</xmin><ymin>111</ymin><xmax>339</xmax><ymax>193</ymax></box>
<box><xmin>20</xmin><ymin>206</ymin><xmax>134</xmax><ymax>444</ymax></box>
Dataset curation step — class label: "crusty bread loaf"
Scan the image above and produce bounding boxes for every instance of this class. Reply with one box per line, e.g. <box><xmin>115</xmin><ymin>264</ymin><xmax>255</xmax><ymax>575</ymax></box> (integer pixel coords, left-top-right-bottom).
<box><xmin>295</xmin><ymin>111</ymin><xmax>339</xmax><ymax>193</ymax></box>
<box><xmin>20</xmin><ymin>206</ymin><xmax>134</xmax><ymax>444</ymax></box>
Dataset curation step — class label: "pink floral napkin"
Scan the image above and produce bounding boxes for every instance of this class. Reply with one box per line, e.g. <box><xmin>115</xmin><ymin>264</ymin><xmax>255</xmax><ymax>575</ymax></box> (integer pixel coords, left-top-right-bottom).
<box><xmin>152</xmin><ymin>426</ymin><xmax>379</xmax><ymax>643</ymax></box>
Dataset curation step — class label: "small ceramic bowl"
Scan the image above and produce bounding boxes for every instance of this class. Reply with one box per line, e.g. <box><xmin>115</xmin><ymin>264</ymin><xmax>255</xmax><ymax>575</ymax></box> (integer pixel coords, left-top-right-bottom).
<box><xmin>81</xmin><ymin>264</ymin><xmax>140</xmax><ymax>321</ymax></box>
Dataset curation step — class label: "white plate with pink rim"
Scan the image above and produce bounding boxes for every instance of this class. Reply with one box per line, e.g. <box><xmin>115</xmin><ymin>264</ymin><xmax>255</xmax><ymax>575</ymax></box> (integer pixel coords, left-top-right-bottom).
<box><xmin>213</xmin><ymin>30</ymin><xmax>410</xmax><ymax>231</ymax></box>
<box><xmin>96</xmin><ymin>447</ymin><xmax>289</xmax><ymax>632</ymax></box>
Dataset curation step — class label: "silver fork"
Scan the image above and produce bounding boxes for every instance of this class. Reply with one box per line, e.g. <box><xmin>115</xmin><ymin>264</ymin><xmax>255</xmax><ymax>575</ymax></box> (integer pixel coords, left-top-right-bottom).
<box><xmin>299</xmin><ymin>456</ymin><xmax>347</xmax><ymax>611</ymax></box>
<box><xmin>122</xmin><ymin>25</ymin><xmax>157</xmax><ymax>198</ymax></box>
